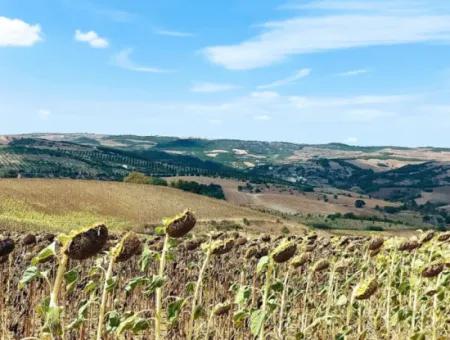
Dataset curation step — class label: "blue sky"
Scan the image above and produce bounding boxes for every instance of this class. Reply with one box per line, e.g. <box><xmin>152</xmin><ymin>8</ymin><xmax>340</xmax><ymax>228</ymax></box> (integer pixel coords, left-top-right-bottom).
<box><xmin>1</xmin><ymin>0</ymin><xmax>450</xmax><ymax>147</ymax></box>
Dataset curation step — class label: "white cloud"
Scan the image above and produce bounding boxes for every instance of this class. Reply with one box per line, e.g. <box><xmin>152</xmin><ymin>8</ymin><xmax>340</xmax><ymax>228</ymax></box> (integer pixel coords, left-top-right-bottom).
<box><xmin>37</xmin><ymin>109</ymin><xmax>51</xmax><ymax>120</ymax></box>
<box><xmin>179</xmin><ymin>92</ymin><xmax>414</xmax><ymax>124</ymax></box>
<box><xmin>155</xmin><ymin>29</ymin><xmax>194</xmax><ymax>37</ymax></box>
<box><xmin>75</xmin><ymin>30</ymin><xmax>109</xmax><ymax>48</ymax></box>
<box><xmin>0</xmin><ymin>17</ymin><xmax>42</xmax><ymax>47</ymax></box>
<box><xmin>258</xmin><ymin>68</ymin><xmax>311</xmax><ymax>88</ymax></box>
<box><xmin>289</xmin><ymin>94</ymin><xmax>410</xmax><ymax>108</ymax></box>
<box><xmin>97</xmin><ymin>9</ymin><xmax>135</xmax><ymax>23</ymax></box>
<box><xmin>250</xmin><ymin>91</ymin><xmax>280</xmax><ymax>99</ymax></box>
<box><xmin>203</xmin><ymin>4</ymin><xmax>450</xmax><ymax>70</ymax></box>
<box><xmin>287</xmin><ymin>0</ymin><xmax>450</xmax><ymax>13</ymax></box>
<box><xmin>113</xmin><ymin>49</ymin><xmax>172</xmax><ymax>73</ymax></box>
<box><xmin>289</xmin><ymin>1</ymin><xmax>391</xmax><ymax>11</ymax></box>
<box><xmin>254</xmin><ymin>115</ymin><xmax>272</xmax><ymax>121</ymax></box>
<box><xmin>337</xmin><ymin>69</ymin><xmax>370</xmax><ymax>77</ymax></box>
<box><xmin>191</xmin><ymin>82</ymin><xmax>238</xmax><ymax>93</ymax></box>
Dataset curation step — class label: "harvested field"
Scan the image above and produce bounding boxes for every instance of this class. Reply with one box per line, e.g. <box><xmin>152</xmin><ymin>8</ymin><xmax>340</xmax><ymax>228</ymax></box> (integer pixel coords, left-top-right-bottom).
<box><xmin>0</xmin><ymin>179</ymin><xmax>283</xmax><ymax>233</ymax></box>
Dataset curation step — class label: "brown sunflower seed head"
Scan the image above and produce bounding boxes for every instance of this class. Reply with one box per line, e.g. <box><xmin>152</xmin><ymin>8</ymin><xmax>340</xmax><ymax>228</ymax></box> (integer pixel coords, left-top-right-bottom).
<box><xmin>438</xmin><ymin>232</ymin><xmax>450</xmax><ymax>242</ymax></box>
<box><xmin>335</xmin><ymin>258</ymin><xmax>352</xmax><ymax>273</ymax></box>
<box><xmin>355</xmin><ymin>278</ymin><xmax>378</xmax><ymax>300</ymax></box>
<box><xmin>211</xmin><ymin>239</ymin><xmax>234</xmax><ymax>255</ymax></box>
<box><xmin>260</xmin><ymin>234</ymin><xmax>271</xmax><ymax>242</ymax></box>
<box><xmin>339</xmin><ymin>237</ymin><xmax>351</xmax><ymax>247</ymax></box>
<box><xmin>425</xmin><ymin>288</ymin><xmax>438</xmax><ymax>297</ymax></box>
<box><xmin>290</xmin><ymin>253</ymin><xmax>311</xmax><ymax>268</ymax></box>
<box><xmin>245</xmin><ymin>246</ymin><xmax>258</xmax><ymax>259</ymax></box>
<box><xmin>213</xmin><ymin>302</ymin><xmax>232</xmax><ymax>316</ymax></box>
<box><xmin>22</xmin><ymin>233</ymin><xmax>37</xmax><ymax>246</ymax></box>
<box><xmin>235</xmin><ymin>237</ymin><xmax>247</xmax><ymax>247</ymax></box>
<box><xmin>66</xmin><ymin>224</ymin><xmax>108</xmax><ymax>260</ymax></box>
<box><xmin>166</xmin><ymin>210</ymin><xmax>196</xmax><ymax>238</ymax></box>
<box><xmin>185</xmin><ymin>239</ymin><xmax>202</xmax><ymax>251</ymax></box>
<box><xmin>39</xmin><ymin>233</ymin><xmax>55</xmax><ymax>244</ymax></box>
<box><xmin>313</xmin><ymin>259</ymin><xmax>330</xmax><ymax>272</ymax></box>
<box><xmin>398</xmin><ymin>240</ymin><xmax>421</xmax><ymax>252</ymax></box>
<box><xmin>420</xmin><ymin>231</ymin><xmax>435</xmax><ymax>244</ymax></box>
<box><xmin>368</xmin><ymin>237</ymin><xmax>384</xmax><ymax>251</ymax></box>
<box><xmin>307</xmin><ymin>233</ymin><xmax>318</xmax><ymax>241</ymax></box>
<box><xmin>422</xmin><ymin>263</ymin><xmax>444</xmax><ymax>278</ymax></box>
<box><xmin>255</xmin><ymin>247</ymin><xmax>269</xmax><ymax>259</ymax></box>
<box><xmin>272</xmin><ymin>241</ymin><xmax>297</xmax><ymax>263</ymax></box>
<box><xmin>115</xmin><ymin>232</ymin><xmax>142</xmax><ymax>262</ymax></box>
<box><xmin>0</xmin><ymin>238</ymin><xmax>15</xmax><ymax>257</ymax></box>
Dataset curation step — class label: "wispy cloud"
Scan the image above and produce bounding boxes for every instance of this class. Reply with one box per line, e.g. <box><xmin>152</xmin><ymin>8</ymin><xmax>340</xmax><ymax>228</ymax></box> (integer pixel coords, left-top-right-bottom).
<box><xmin>0</xmin><ymin>17</ymin><xmax>42</xmax><ymax>47</ymax></box>
<box><xmin>182</xmin><ymin>92</ymin><xmax>413</xmax><ymax>124</ymax></box>
<box><xmin>337</xmin><ymin>69</ymin><xmax>370</xmax><ymax>77</ymax></box>
<box><xmin>113</xmin><ymin>49</ymin><xmax>173</xmax><ymax>73</ymax></box>
<box><xmin>254</xmin><ymin>115</ymin><xmax>271</xmax><ymax>121</ymax></box>
<box><xmin>155</xmin><ymin>28</ymin><xmax>194</xmax><ymax>37</ymax></box>
<box><xmin>191</xmin><ymin>82</ymin><xmax>238</xmax><ymax>93</ymax></box>
<box><xmin>203</xmin><ymin>1</ymin><xmax>450</xmax><ymax>70</ymax></box>
<box><xmin>75</xmin><ymin>30</ymin><xmax>108</xmax><ymax>48</ymax></box>
<box><xmin>282</xmin><ymin>0</ymin><xmax>450</xmax><ymax>14</ymax></box>
<box><xmin>96</xmin><ymin>9</ymin><xmax>135</xmax><ymax>23</ymax></box>
<box><xmin>258</xmin><ymin>68</ymin><xmax>311</xmax><ymax>89</ymax></box>
<box><xmin>287</xmin><ymin>0</ymin><xmax>390</xmax><ymax>11</ymax></box>
<box><xmin>37</xmin><ymin>109</ymin><xmax>51</xmax><ymax>120</ymax></box>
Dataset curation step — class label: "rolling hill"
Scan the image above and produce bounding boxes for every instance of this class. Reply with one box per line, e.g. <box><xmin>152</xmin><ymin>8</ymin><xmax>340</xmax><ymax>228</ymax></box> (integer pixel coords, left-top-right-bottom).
<box><xmin>0</xmin><ymin>178</ymin><xmax>298</xmax><ymax>234</ymax></box>
<box><xmin>1</xmin><ymin>133</ymin><xmax>449</xmax><ymax>232</ymax></box>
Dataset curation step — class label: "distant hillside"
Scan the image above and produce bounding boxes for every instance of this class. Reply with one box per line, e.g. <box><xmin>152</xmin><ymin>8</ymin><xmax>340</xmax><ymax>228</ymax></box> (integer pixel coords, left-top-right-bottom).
<box><xmin>0</xmin><ymin>137</ymin><xmax>245</xmax><ymax>180</ymax></box>
<box><xmin>251</xmin><ymin>159</ymin><xmax>450</xmax><ymax>199</ymax></box>
<box><xmin>1</xmin><ymin>133</ymin><xmax>449</xmax><ymax>231</ymax></box>
<box><xmin>13</xmin><ymin>133</ymin><xmax>450</xmax><ymax>168</ymax></box>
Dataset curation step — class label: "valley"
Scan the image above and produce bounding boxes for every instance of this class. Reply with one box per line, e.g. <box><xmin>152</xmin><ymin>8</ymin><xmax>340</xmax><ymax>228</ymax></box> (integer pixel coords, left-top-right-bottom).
<box><xmin>1</xmin><ymin>133</ymin><xmax>449</xmax><ymax>234</ymax></box>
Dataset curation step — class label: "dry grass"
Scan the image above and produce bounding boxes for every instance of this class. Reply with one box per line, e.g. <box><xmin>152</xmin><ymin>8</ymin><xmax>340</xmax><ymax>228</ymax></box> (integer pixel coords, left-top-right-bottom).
<box><xmin>167</xmin><ymin>176</ymin><xmax>397</xmax><ymax>216</ymax></box>
<box><xmin>416</xmin><ymin>186</ymin><xmax>450</xmax><ymax>206</ymax></box>
<box><xmin>0</xmin><ymin>179</ymin><xmax>279</xmax><ymax>233</ymax></box>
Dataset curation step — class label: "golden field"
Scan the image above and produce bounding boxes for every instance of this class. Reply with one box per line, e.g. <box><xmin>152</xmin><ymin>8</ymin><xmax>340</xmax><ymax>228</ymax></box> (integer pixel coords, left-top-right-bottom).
<box><xmin>0</xmin><ymin>179</ymin><xmax>293</xmax><ymax>234</ymax></box>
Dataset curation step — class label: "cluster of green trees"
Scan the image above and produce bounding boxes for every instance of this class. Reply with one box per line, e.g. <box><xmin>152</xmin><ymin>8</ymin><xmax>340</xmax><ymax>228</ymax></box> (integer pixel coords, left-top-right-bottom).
<box><xmin>123</xmin><ymin>172</ymin><xmax>225</xmax><ymax>200</ymax></box>
<box><xmin>170</xmin><ymin>179</ymin><xmax>225</xmax><ymax>200</ymax></box>
<box><xmin>123</xmin><ymin>172</ymin><xmax>168</xmax><ymax>186</ymax></box>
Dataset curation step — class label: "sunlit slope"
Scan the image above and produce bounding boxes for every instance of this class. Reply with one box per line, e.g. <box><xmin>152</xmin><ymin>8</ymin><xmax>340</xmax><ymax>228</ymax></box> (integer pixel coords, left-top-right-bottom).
<box><xmin>0</xmin><ymin>179</ymin><xmax>279</xmax><ymax>232</ymax></box>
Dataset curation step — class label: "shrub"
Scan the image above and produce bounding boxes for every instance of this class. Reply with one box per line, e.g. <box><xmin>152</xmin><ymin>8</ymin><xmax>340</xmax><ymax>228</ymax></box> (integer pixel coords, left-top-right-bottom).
<box><xmin>364</xmin><ymin>225</ymin><xmax>384</xmax><ymax>232</ymax></box>
<box><xmin>355</xmin><ymin>199</ymin><xmax>366</xmax><ymax>208</ymax></box>
<box><xmin>123</xmin><ymin>172</ymin><xmax>150</xmax><ymax>184</ymax></box>
<box><xmin>281</xmin><ymin>226</ymin><xmax>290</xmax><ymax>234</ymax></box>
<box><xmin>311</xmin><ymin>222</ymin><xmax>332</xmax><ymax>229</ymax></box>
<box><xmin>123</xmin><ymin>172</ymin><xmax>167</xmax><ymax>186</ymax></box>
